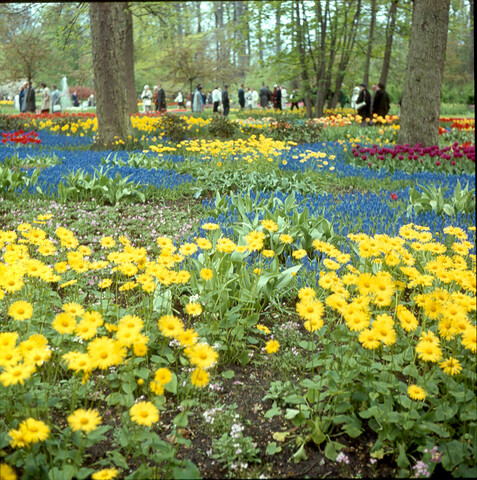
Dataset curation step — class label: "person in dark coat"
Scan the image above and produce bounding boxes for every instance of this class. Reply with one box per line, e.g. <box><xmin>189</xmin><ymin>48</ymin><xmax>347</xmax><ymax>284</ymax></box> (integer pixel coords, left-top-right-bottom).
<box><xmin>371</xmin><ymin>82</ymin><xmax>391</xmax><ymax>120</ymax></box>
<box><xmin>355</xmin><ymin>83</ymin><xmax>371</xmax><ymax>124</ymax></box>
<box><xmin>238</xmin><ymin>84</ymin><xmax>245</xmax><ymax>109</ymax></box>
<box><xmin>157</xmin><ymin>83</ymin><xmax>167</xmax><ymax>112</ymax></box>
<box><xmin>222</xmin><ymin>85</ymin><xmax>230</xmax><ymax>117</ymax></box>
<box><xmin>24</xmin><ymin>81</ymin><xmax>36</xmax><ymax>113</ymax></box>
<box><xmin>72</xmin><ymin>91</ymin><xmax>80</xmax><ymax>107</ymax></box>
<box><xmin>259</xmin><ymin>83</ymin><xmax>269</xmax><ymax>108</ymax></box>
<box><xmin>272</xmin><ymin>85</ymin><xmax>282</xmax><ymax>110</ymax></box>
<box><xmin>19</xmin><ymin>83</ymin><xmax>27</xmax><ymax>112</ymax></box>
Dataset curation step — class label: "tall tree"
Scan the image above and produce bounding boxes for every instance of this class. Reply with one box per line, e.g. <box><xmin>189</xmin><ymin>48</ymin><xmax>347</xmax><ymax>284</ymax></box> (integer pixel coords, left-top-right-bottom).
<box><xmin>363</xmin><ymin>0</ymin><xmax>377</xmax><ymax>87</ymax></box>
<box><xmin>124</xmin><ymin>3</ymin><xmax>137</xmax><ymax>114</ymax></box>
<box><xmin>468</xmin><ymin>0</ymin><xmax>474</xmax><ymax>79</ymax></box>
<box><xmin>89</xmin><ymin>2</ymin><xmax>134</xmax><ymax>147</ymax></box>
<box><xmin>379</xmin><ymin>0</ymin><xmax>398</xmax><ymax>86</ymax></box>
<box><xmin>398</xmin><ymin>0</ymin><xmax>450</xmax><ymax>146</ymax></box>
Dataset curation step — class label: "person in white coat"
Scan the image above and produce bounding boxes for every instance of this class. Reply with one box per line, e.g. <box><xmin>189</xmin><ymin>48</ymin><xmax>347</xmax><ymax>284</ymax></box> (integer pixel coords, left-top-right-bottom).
<box><xmin>350</xmin><ymin>86</ymin><xmax>360</xmax><ymax>110</ymax></box>
<box><xmin>281</xmin><ymin>86</ymin><xmax>288</xmax><ymax>110</ymax></box>
<box><xmin>141</xmin><ymin>85</ymin><xmax>152</xmax><ymax>112</ymax></box>
<box><xmin>251</xmin><ymin>87</ymin><xmax>259</xmax><ymax>109</ymax></box>
<box><xmin>212</xmin><ymin>86</ymin><xmax>221</xmax><ymax>113</ymax></box>
<box><xmin>244</xmin><ymin>87</ymin><xmax>252</xmax><ymax>109</ymax></box>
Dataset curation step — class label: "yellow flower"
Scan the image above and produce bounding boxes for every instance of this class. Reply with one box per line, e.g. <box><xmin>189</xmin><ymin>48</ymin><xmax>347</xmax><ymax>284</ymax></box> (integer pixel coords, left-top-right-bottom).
<box><xmin>92</xmin><ymin>468</ymin><xmax>119</xmax><ymax>480</ymax></box>
<box><xmin>292</xmin><ymin>249</ymin><xmax>307</xmax><ymax>260</ymax></box>
<box><xmin>461</xmin><ymin>329</ymin><xmax>476</xmax><ymax>353</ymax></box>
<box><xmin>52</xmin><ymin>312</ymin><xmax>77</xmax><ymax>334</ymax></box>
<box><xmin>68</xmin><ymin>408</ymin><xmax>102</xmax><ymax>433</ymax></box>
<box><xmin>396</xmin><ymin>305</ymin><xmax>418</xmax><ymax>332</ymax></box>
<box><xmin>98</xmin><ymin>278</ymin><xmax>113</xmax><ymax>289</ymax></box>
<box><xmin>200</xmin><ymin>268</ymin><xmax>213</xmax><ymax>281</ymax></box>
<box><xmin>439</xmin><ymin>357</ymin><xmax>462</xmax><ymax>376</ymax></box>
<box><xmin>358</xmin><ymin>329</ymin><xmax>381</xmax><ymax>350</ymax></box>
<box><xmin>154</xmin><ymin>367</ymin><xmax>172</xmax><ymax>386</ymax></box>
<box><xmin>88</xmin><ymin>337</ymin><xmax>126</xmax><ymax>370</ymax></box>
<box><xmin>0</xmin><ymin>464</ymin><xmax>17</xmax><ymax>480</ymax></box>
<box><xmin>415</xmin><ymin>339</ymin><xmax>443</xmax><ymax>363</ymax></box>
<box><xmin>8</xmin><ymin>301</ymin><xmax>33</xmax><ymax>321</ymax></box>
<box><xmin>256</xmin><ymin>324</ymin><xmax>271</xmax><ymax>334</ymax></box>
<box><xmin>187</xmin><ymin>342</ymin><xmax>218</xmax><ymax>369</ymax></box>
<box><xmin>201</xmin><ymin>222</ymin><xmax>220</xmax><ymax>231</ymax></box>
<box><xmin>18</xmin><ymin>418</ymin><xmax>50</xmax><ymax>444</ymax></box>
<box><xmin>129</xmin><ymin>401</ymin><xmax>159</xmax><ymax>427</ymax></box>
<box><xmin>0</xmin><ymin>363</ymin><xmax>36</xmax><ymax>386</ymax></box>
<box><xmin>408</xmin><ymin>385</ymin><xmax>426</xmax><ymax>401</ymax></box>
<box><xmin>279</xmin><ymin>233</ymin><xmax>293</xmax><ymax>244</ymax></box>
<box><xmin>191</xmin><ymin>367</ymin><xmax>210</xmax><ymax>388</ymax></box>
<box><xmin>185</xmin><ymin>302</ymin><xmax>202</xmax><ymax>316</ymax></box>
<box><xmin>158</xmin><ymin>315</ymin><xmax>184</xmax><ymax>338</ymax></box>
<box><xmin>63</xmin><ymin>302</ymin><xmax>85</xmax><ymax>317</ymax></box>
<box><xmin>265</xmin><ymin>339</ymin><xmax>280</xmax><ymax>354</ymax></box>
<box><xmin>261</xmin><ymin>219</ymin><xmax>278</xmax><ymax>232</ymax></box>
<box><xmin>100</xmin><ymin>236</ymin><xmax>116</xmax><ymax>248</ymax></box>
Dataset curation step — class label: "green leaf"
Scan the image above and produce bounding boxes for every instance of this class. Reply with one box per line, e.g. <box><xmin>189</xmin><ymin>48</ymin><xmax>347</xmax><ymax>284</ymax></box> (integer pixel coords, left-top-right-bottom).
<box><xmin>396</xmin><ymin>442</ymin><xmax>410</xmax><ymax>469</ymax></box>
<box><xmin>264</xmin><ymin>406</ymin><xmax>282</xmax><ymax>419</ymax></box>
<box><xmin>292</xmin><ymin>442</ymin><xmax>308</xmax><ymax>463</ymax></box>
<box><xmin>266</xmin><ymin>441</ymin><xmax>282</xmax><ymax>455</ymax></box>
<box><xmin>221</xmin><ymin>370</ymin><xmax>235</xmax><ymax>379</ymax></box>
<box><xmin>109</xmin><ymin>449</ymin><xmax>129</xmax><ymax>469</ymax></box>
<box><xmin>173</xmin><ymin>460</ymin><xmax>201</xmax><ymax>479</ymax></box>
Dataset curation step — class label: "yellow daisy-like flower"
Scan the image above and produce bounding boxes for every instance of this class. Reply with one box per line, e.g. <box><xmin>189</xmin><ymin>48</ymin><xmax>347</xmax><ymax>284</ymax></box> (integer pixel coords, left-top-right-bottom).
<box><xmin>185</xmin><ymin>302</ymin><xmax>202</xmax><ymax>316</ymax></box>
<box><xmin>98</xmin><ymin>278</ymin><xmax>113</xmax><ymax>289</ymax></box>
<box><xmin>100</xmin><ymin>236</ymin><xmax>116</xmax><ymax>249</ymax></box>
<box><xmin>265</xmin><ymin>339</ymin><xmax>280</xmax><ymax>354</ymax></box>
<box><xmin>158</xmin><ymin>315</ymin><xmax>184</xmax><ymax>338</ymax></box>
<box><xmin>358</xmin><ymin>329</ymin><xmax>381</xmax><ymax>350</ymax></box>
<box><xmin>52</xmin><ymin>312</ymin><xmax>77</xmax><ymax>334</ymax></box>
<box><xmin>439</xmin><ymin>357</ymin><xmax>463</xmax><ymax>376</ymax></box>
<box><xmin>279</xmin><ymin>233</ymin><xmax>294</xmax><ymax>244</ymax></box>
<box><xmin>68</xmin><ymin>408</ymin><xmax>102</xmax><ymax>433</ymax></box>
<box><xmin>261</xmin><ymin>219</ymin><xmax>278</xmax><ymax>232</ymax></box>
<box><xmin>256</xmin><ymin>324</ymin><xmax>271</xmax><ymax>334</ymax></box>
<box><xmin>179</xmin><ymin>242</ymin><xmax>198</xmax><ymax>256</ymax></box>
<box><xmin>201</xmin><ymin>222</ymin><xmax>220</xmax><ymax>231</ymax></box>
<box><xmin>298</xmin><ymin>287</ymin><xmax>316</xmax><ymax>301</ymax></box>
<box><xmin>196</xmin><ymin>238</ymin><xmax>212</xmax><ymax>250</ymax></box>
<box><xmin>0</xmin><ymin>363</ymin><xmax>36</xmax><ymax>387</ymax></box>
<box><xmin>91</xmin><ymin>468</ymin><xmax>119</xmax><ymax>480</ymax></box>
<box><xmin>461</xmin><ymin>328</ymin><xmax>477</xmax><ymax>353</ymax></box>
<box><xmin>200</xmin><ymin>268</ymin><xmax>213</xmax><ymax>281</ymax></box>
<box><xmin>415</xmin><ymin>339</ymin><xmax>443</xmax><ymax>363</ymax></box>
<box><xmin>304</xmin><ymin>317</ymin><xmax>324</xmax><ymax>332</ymax></box>
<box><xmin>0</xmin><ymin>464</ymin><xmax>17</xmax><ymax>480</ymax></box>
<box><xmin>396</xmin><ymin>305</ymin><xmax>418</xmax><ymax>332</ymax></box>
<box><xmin>19</xmin><ymin>418</ymin><xmax>50</xmax><ymax>444</ymax></box>
<box><xmin>190</xmin><ymin>367</ymin><xmax>210</xmax><ymax>388</ymax></box>
<box><xmin>187</xmin><ymin>342</ymin><xmax>218</xmax><ymax>369</ymax></box>
<box><xmin>408</xmin><ymin>385</ymin><xmax>426</xmax><ymax>401</ymax></box>
<box><xmin>177</xmin><ymin>328</ymin><xmax>199</xmax><ymax>348</ymax></box>
<box><xmin>63</xmin><ymin>302</ymin><xmax>85</xmax><ymax>317</ymax></box>
<box><xmin>292</xmin><ymin>249</ymin><xmax>307</xmax><ymax>260</ymax></box>
<box><xmin>129</xmin><ymin>401</ymin><xmax>159</xmax><ymax>427</ymax></box>
<box><xmin>154</xmin><ymin>367</ymin><xmax>172</xmax><ymax>386</ymax></box>
<box><xmin>8</xmin><ymin>301</ymin><xmax>33</xmax><ymax>321</ymax></box>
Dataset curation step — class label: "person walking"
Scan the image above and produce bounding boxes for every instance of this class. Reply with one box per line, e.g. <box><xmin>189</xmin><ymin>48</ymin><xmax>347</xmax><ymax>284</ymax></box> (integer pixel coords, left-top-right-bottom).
<box><xmin>24</xmin><ymin>81</ymin><xmax>36</xmax><ymax>113</ymax></box>
<box><xmin>281</xmin><ymin>86</ymin><xmax>288</xmax><ymax>110</ymax></box>
<box><xmin>245</xmin><ymin>87</ymin><xmax>252</xmax><ymax>109</ymax></box>
<box><xmin>40</xmin><ymin>83</ymin><xmax>50</xmax><ymax>113</ymax></box>
<box><xmin>259</xmin><ymin>83</ymin><xmax>269</xmax><ymax>108</ymax></box>
<box><xmin>251</xmin><ymin>87</ymin><xmax>259</xmax><ymax>109</ymax></box>
<box><xmin>175</xmin><ymin>91</ymin><xmax>185</xmax><ymax>109</ymax></box>
<box><xmin>19</xmin><ymin>83</ymin><xmax>27</xmax><ymax>113</ymax></box>
<box><xmin>371</xmin><ymin>82</ymin><xmax>391</xmax><ymax>121</ymax></box>
<box><xmin>157</xmin><ymin>83</ymin><xmax>166</xmax><ymax>112</ymax></box>
<box><xmin>290</xmin><ymin>89</ymin><xmax>299</xmax><ymax>110</ymax></box>
<box><xmin>238</xmin><ymin>84</ymin><xmax>245</xmax><ymax>109</ymax></box>
<box><xmin>222</xmin><ymin>85</ymin><xmax>230</xmax><ymax>117</ymax></box>
<box><xmin>192</xmin><ymin>84</ymin><xmax>204</xmax><ymax>112</ymax></box>
<box><xmin>51</xmin><ymin>84</ymin><xmax>61</xmax><ymax>113</ymax></box>
<box><xmin>212</xmin><ymin>86</ymin><xmax>221</xmax><ymax>113</ymax></box>
<box><xmin>355</xmin><ymin>83</ymin><xmax>371</xmax><ymax>124</ymax></box>
<box><xmin>272</xmin><ymin>85</ymin><xmax>282</xmax><ymax>110</ymax></box>
<box><xmin>141</xmin><ymin>85</ymin><xmax>152</xmax><ymax>112</ymax></box>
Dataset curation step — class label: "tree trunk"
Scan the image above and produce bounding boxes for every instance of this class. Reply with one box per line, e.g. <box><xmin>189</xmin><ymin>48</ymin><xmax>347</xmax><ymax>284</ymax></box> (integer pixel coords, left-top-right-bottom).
<box><xmin>295</xmin><ymin>0</ymin><xmax>312</xmax><ymax>118</ymax></box>
<box><xmin>468</xmin><ymin>0</ymin><xmax>474</xmax><ymax>80</ymax></box>
<box><xmin>89</xmin><ymin>2</ymin><xmax>134</xmax><ymax>147</ymax></box>
<box><xmin>398</xmin><ymin>0</ymin><xmax>450</xmax><ymax>147</ymax></box>
<box><xmin>379</xmin><ymin>0</ymin><xmax>398</xmax><ymax>86</ymax></box>
<box><xmin>124</xmin><ymin>3</ymin><xmax>137</xmax><ymax>114</ymax></box>
<box><xmin>275</xmin><ymin>2</ymin><xmax>281</xmax><ymax>56</ymax></box>
<box><xmin>363</xmin><ymin>0</ymin><xmax>376</xmax><ymax>87</ymax></box>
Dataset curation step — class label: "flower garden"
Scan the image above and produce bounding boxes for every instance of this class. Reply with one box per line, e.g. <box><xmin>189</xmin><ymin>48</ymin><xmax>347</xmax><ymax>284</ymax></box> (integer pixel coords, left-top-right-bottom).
<box><xmin>0</xmin><ymin>108</ymin><xmax>475</xmax><ymax>479</ymax></box>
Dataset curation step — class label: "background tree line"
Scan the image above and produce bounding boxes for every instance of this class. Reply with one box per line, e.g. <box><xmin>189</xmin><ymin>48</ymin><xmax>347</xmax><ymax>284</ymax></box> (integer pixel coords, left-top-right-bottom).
<box><xmin>0</xmin><ymin>0</ymin><xmax>474</xmax><ymax>108</ymax></box>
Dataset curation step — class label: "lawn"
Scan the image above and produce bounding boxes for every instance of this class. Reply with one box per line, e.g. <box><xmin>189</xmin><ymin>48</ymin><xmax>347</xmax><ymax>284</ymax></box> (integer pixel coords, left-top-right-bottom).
<box><xmin>0</xmin><ymin>109</ymin><xmax>475</xmax><ymax>480</ymax></box>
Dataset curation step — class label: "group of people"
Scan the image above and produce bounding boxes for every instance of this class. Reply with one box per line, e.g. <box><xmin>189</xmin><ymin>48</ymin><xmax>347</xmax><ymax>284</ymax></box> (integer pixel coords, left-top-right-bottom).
<box><xmin>140</xmin><ymin>84</ymin><xmax>167</xmax><ymax>113</ymax></box>
<box><xmin>351</xmin><ymin>82</ymin><xmax>391</xmax><ymax>124</ymax></box>
<box><xmin>18</xmin><ymin>82</ymin><xmax>62</xmax><ymax>113</ymax></box>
